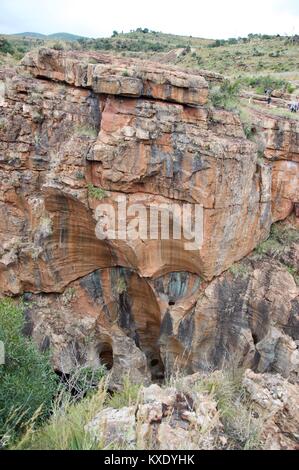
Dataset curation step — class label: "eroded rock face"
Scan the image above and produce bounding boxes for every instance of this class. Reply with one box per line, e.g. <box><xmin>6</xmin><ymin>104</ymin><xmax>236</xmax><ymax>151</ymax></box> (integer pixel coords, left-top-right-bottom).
<box><xmin>160</xmin><ymin>243</ymin><xmax>299</xmax><ymax>381</ymax></box>
<box><xmin>243</xmin><ymin>370</ymin><xmax>299</xmax><ymax>450</ymax></box>
<box><xmin>0</xmin><ymin>49</ymin><xmax>272</xmax><ymax>294</ymax></box>
<box><xmin>0</xmin><ymin>49</ymin><xmax>298</xmax><ymax>386</ymax></box>
<box><xmin>248</xmin><ymin>108</ymin><xmax>299</xmax><ymax>222</ymax></box>
<box><xmin>86</xmin><ymin>382</ymin><xmax>221</xmax><ymax>450</ymax></box>
<box><xmin>85</xmin><ymin>370</ymin><xmax>299</xmax><ymax>450</ymax></box>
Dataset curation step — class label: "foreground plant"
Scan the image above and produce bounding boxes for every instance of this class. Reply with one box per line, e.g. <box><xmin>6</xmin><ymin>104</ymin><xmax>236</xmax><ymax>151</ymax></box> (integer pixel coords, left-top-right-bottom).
<box><xmin>0</xmin><ymin>298</ymin><xmax>58</xmax><ymax>448</ymax></box>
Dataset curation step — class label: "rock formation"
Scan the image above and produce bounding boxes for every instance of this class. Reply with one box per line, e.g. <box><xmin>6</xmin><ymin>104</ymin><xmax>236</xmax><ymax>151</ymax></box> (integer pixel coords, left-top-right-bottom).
<box><xmin>85</xmin><ymin>369</ymin><xmax>299</xmax><ymax>450</ymax></box>
<box><xmin>0</xmin><ymin>49</ymin><xmax>298</xmax><ymax>393</ymax></box>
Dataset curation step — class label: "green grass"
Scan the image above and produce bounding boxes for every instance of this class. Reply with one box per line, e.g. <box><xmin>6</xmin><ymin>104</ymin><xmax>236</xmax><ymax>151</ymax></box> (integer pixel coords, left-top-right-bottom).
<box><xmin>15</xmin><ymin>384</ymin><xmax>108</xmax><ymax>450</ymax></box>
<box><xmin>254</xmin><ymin>222</ymin><xmax>299</xmax><ymax>257</ymax></box>
<box><xmin>107</xmin><ymin>375</ymin><xmax>141</xmax><ymax>409</ymax></box>
<box><xmin>229</xmin><ymin>262</ymin><xmax>250</xmax><ymax>278</ymax></box>
<box><xmin>248</xmin><ymin>102</ymin><xmax>299</xmax><ymax>121</ymax></box>
<box><xmin>15</xmin><ymin>375</ymin><xmax>140</xmax><ymax>450</ymax></box>
<box><xmin>193</xmin><ymin>368</ymin><xmax>262</xmax><ymax>450</ymax></box>
<box><xmin>13</xmin><ymin>367</ymin><xmax>267</xmax><ymax>450</ymax></box>
<box><xmin>87</xmin><ymin>183</ymin><xmax>108</xmax><ymax>200</ymax></box>
<box><xmin>76</xmin><ymin>125</ymin><xmax>98</xmax><ymax>138</ymax></box>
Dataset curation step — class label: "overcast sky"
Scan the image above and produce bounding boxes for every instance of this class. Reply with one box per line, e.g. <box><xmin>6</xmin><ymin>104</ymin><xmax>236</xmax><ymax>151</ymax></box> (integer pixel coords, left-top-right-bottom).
<box><xmin>0</xmin><ymin>0</ymin><xmax>299</xmax><ymax>39</ymax></box>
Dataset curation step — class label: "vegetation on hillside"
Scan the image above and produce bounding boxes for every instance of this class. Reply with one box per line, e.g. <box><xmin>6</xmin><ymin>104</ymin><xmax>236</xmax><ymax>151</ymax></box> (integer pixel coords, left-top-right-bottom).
<box><xmin>1</xmin><ymin>31</ymin><xmax>299</xmax><ymax>79</ymax></box>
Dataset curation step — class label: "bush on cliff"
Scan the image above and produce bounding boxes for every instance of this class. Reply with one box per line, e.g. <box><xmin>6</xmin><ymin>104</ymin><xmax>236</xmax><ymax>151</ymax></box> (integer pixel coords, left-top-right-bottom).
<box><xmin>210</xmin><ymin>79</ymin><xmax>241</xmax><ymax>111</ymax></box>
<box><xmin>0</xmin><ymin>298</ymin><xmax>58</xmax><ymax>448</ymax></box>
<box><xmin>240</xmin><ymin>75</ymin><xmax>295</xmax><ymax>94</ymax></box>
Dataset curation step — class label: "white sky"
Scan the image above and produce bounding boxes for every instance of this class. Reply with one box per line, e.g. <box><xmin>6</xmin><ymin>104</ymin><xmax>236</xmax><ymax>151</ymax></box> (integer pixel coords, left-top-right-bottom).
<box><xmin>0</xmin><ymin>0</ymin><xmax>299</xmax><ymax>39</ymax></box>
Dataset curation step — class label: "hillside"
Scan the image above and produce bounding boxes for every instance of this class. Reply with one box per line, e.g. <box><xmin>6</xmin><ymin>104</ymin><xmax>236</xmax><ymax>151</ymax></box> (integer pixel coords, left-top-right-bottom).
<box><xmin>1</xmin><ymin>31</ymin><xmax>299</xmax><ymax>79</ymax></box>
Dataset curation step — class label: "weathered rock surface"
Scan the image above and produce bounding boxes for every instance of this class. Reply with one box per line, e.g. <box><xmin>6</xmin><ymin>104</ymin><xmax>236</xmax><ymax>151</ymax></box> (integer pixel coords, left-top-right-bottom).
<box><xmin>243</xmin><ymin>370</ymin><xmax>299</xmax><ymax>450</ymax></box>
<box><xmin>85</xmin><ymin>370</ymin><xmax>299</xmax><ymax>450</ymax></box>
<box><xmin>23</xmin><ymin>235</ymin><xmax>298</xmax><ymax>387</ymax></box>
<box><xmin>0</xmin><ymin>49</ymin><xmax>298</xmax><ymax>388</ymax></box>
<box><xmin>244</xmin><ymin>106</ymin><xmax>299</xmax><ymax>222</ymax></box>
<box><xmin>160</xmin><ymin>238</ymin><xmax>299</xmax><ymax>382</ymax></box>
<box><xmin>22</xmin><ymin>48</ymin><xmax>209</xmax><ymax>106</ymax></box>
<box><xmin>86</xmin><ymin>382</ymin><xmax>221</xmax><ymax>450</ymax></box>
<box><xmin>0</xmin><ymin>49</ymin><xmax>272</xmax><ymax>294</ymax></box>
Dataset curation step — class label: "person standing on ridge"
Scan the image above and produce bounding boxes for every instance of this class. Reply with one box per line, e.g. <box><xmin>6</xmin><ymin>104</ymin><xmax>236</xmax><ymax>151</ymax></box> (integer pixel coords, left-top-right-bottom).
<box><xmin>265</xmin><ymin>88</ymin><xmax>273</xmax><ymax>105</ymax></box>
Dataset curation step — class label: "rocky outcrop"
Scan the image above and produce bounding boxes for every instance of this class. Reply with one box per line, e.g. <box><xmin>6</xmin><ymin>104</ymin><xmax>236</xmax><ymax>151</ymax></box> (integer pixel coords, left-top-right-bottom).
<box><xmin>85</xmin><ymin>370</ymin><xmax>299</xmax><ymax>450</ymax></box>
<box><xmin>22</xmin><ymin>48</ymin><xmax>209</xmax><ymax>106</ymax></box>
<box><xmin>0</xmin><ymin>49</ymin><xmax>272</xmax><ymax>294</ymax></box>
<box><xmin>0</xmin><ymin>49</ymin><xmax>298</xmax><ymax>388</ymax></box>
<box><xmin>243</xmin><ymin>104</ymin><xmax>299</xmax><ymax>222</ymax></box>
<box><xmin>160</xmin><ymin>250</ymin><xmax>299</xmax><ymax>381</ymax></box>
<box><xmin>243</xmin><ymin>370</ymin><xmax>299</xmax><ymax>450</ymax></box>
<box><xmin>86</xmin><ymin>382</ymin><xmax>222</xmax><ymax>450</ymax></box>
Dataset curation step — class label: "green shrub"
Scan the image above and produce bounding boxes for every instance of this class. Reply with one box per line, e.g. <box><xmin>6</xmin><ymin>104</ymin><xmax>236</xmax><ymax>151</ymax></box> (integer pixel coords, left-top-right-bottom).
<box><xmin>210</xmin><ymin>79</ymin><xmax>241</xmax><ymax>111</ymax></box>
<box><xmin>0</xmin><ymin>37</ymin><xmax>14</xmax><ymax>55</ymax></box>
<box><xmin>76</xmin><ymin>125</ymin><xmax>98</xmax><ymax>138</ymax></box>
<box><xmin>75</xmin><ymin>171</ymin><xmax>85</xmax><ymax>180</ymax></box>
<box><xmin>271</xmin><ymin>223</ymin><xmax>299</xmax><ymax>244</ymax></box>
<box><xmin>284</xmin><ymin>266</ymin><xmax>299</xmax><ymax>285</ymax></box>
<box><xmin>52</xmin><ymin>41</ymin><xmax>65</xmax><ymax>51</ymax></box>
<box><xmin>254</xmin><ymin>223</ymin><xmax>299</xmax><ymax>258</ymax></box>
<box><xmin>0</xmin><ymin>298</ymin><xmax>58</xmax><ymax>448</ymax></box>
<box><xmin>87</xmin><ymin>183</ymin><xmax>108</xmax><ymax>200</ymax></box>
<box><xmin>0</xmin><ymin>119</ymin><xmax>7</xmax><ymax>131</ymax></box>
<box><xmin>116</xmin><ymin>277</ymin><xmax>127</xmax><ymax>295</ymax></box>
<box><xmin>229</xmin><ymin>262</ymin><xmax>250</xmax><ymax>278</ymax></box>
<box><xmin>240</xmin><ymin>75</ymin><xmax>293</xmax><ymax>94</ymax></box>
<box><xmin>239</xmin><ymin>108</ymin><xmax>255</xmax><ymax>139</ymax></box>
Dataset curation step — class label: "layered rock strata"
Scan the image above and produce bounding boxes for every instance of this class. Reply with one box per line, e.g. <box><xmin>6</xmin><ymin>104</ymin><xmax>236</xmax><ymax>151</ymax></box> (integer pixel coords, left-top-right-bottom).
<box><xmin>0</xmin><ymin>49</ymin><xmax>298</xmax><ymax>386</ymax></box>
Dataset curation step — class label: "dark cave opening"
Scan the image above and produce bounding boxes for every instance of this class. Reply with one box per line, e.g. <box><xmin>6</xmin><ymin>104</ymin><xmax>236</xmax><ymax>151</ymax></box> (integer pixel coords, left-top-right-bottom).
<box><xmin>99</xmin><ymin>343</ymin><xmax>114</xmax><ymax>370</ymax></box>
<box><xmin>150</xmin><ymin>359</ymin><xmax>159</xmax><ymax>367</ymax></box>
<box><xmin>252</xmin><ymin>333</ymin><xmax>259</xmax><ymax>345</ymax></box>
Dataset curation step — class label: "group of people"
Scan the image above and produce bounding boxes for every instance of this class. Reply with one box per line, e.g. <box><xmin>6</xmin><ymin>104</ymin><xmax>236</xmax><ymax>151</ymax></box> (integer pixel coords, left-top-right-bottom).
<box><xmin>288</xmin><ymin>102</ymin><xmax>299</xmax><ymax>113</ymax></box>
<box><xmin>264</xmin><ymin>88</ymin><xmax>299</xmax><ymax>113</ymax></box>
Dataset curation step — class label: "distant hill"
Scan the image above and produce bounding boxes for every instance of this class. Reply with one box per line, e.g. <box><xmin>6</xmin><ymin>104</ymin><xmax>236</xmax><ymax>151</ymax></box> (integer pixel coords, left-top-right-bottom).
<box><xmin>13</xmin><ymin>32</ymin><xmax>46</xmax><ymax>39</ymax></box>
<box><xmin>13</xmin><ymin>32</ymin><xmax>86</xmax><ymax>41</ymax></box>
<box><xmin>48</xmin><ymin>32</ymin><xmax>86</xmax><ymax>41</ymax></box>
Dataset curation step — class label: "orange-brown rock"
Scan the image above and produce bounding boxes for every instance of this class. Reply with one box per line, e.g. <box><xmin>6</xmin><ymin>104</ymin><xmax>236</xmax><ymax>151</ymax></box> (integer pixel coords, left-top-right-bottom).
<box><xmin>0</xmin><ymin>50</ymin><xmax>298</xmax><ymax>387</ymax></box>
<box><xmin>246</xmin><ymin>106</ymin><xmax>299</xmax><ymax>222</ymax></box>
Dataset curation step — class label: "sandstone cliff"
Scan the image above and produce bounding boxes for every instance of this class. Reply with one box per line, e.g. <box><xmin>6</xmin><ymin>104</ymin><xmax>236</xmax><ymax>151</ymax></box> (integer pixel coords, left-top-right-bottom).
<box><xmin>0</xmin><ymin>49</ymin><xmax>298</xmax><ymax>390</ymax></box>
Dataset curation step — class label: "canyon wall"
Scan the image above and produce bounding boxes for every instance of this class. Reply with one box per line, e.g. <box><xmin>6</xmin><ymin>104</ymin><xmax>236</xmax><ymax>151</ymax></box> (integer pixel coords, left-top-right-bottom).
<box><xmin>0</xmin><ymin>49</ymin><xmax>298</xmax><ymax>386</ymax></box>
